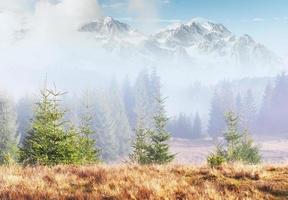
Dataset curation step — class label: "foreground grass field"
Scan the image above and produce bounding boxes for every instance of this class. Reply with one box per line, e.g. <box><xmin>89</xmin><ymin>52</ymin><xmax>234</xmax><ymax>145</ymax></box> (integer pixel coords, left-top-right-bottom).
<box><xmin>0</xmin><ymin>164</ymin><xmax>287</xmax><ymax>200</ymax></box>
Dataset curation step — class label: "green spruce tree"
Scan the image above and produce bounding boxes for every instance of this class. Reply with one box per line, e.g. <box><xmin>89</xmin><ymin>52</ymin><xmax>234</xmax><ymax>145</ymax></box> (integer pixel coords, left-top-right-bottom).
<box><xmin>146</xmin><ymin>97</ymin><xmax>175</xmax><ymax>164</ymax></box>
<box><xmin>130</xmin><ymin>98</ymin><xmax>174</xmax><ymax>165</ymax></box>
<box><xmin>19</xmin><ymin>86</ymin><xmax>81</xmax><ymax>165</ymax></box>
<box><xmin>208</xmin><ymin>112</ymin><xmax>261</xmax><ymax>167</ymax></box>
<box><xmin>147</xmin><ymin>98</ymin><xmax>175</xmax><ymax>164</ymax></box>
<box><xmin>129</xmin><ymin>123</ymin><xmax>149</xmax><ymax>165</ymax></box>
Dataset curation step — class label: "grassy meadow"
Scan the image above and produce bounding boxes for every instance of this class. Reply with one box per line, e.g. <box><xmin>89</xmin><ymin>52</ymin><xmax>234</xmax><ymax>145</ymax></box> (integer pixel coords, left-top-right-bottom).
<box><xmin>0</xmin><ymin>164</ymin><xmax>287</xmax><ymax>200</ymax></box>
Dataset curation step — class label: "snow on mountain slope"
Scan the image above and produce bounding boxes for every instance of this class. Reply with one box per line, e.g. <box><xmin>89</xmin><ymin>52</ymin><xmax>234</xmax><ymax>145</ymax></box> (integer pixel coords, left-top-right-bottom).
<box><xmin>153</xmin><ymin>19</ymin><xmax>280</xmax><ymax>67</ymax></box>
<box><xmin>1</xmin><ymin>13</ymin><xmax>282</xmax><ymax>69</ymax></box>
<box><xmin>80</xmin><ymin>17</ymin><xmax>131</xmax><ymax>37</ymax></box>
<box><xmin>78</xmin><ymin>17</ymin><xmax>281</xmax><ymax>68</ymax></box>
<box><xmin>79</xmin><ymin>16</ymin><xmax>150</xmax><ymax>48</ymax></box>
<box><xmin>78</xmin><ymin>16</ymin><xmax>155</xmax><ymax>60</ymax></box>
<box><xmin>154</xmin><ymin>19</ymin><xmax>232</xmax><ymax>48</ymax></box>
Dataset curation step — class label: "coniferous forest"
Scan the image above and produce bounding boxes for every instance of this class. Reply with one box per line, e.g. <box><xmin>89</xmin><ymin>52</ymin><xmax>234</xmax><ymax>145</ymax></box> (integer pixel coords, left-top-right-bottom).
<box><xmin>1</xmin><ymin>0</ymin><xmax>288</xmax><ymax>199</ymax></box>
<box><xmin>1</xmin><ymin>70</ymin><xmax>288</xmax><ymax>164</ymax></box>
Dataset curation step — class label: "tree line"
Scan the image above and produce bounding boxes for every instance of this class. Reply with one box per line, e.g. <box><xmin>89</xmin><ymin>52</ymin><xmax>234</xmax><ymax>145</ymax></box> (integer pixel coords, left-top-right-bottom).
<box><xmin>0</xmin><ymin>69</ymin><xmax>170</xmax><ymax>164</ymax></box>
<box><xmin>0</xmin><ymin>81</ymin><xmax>176</xmax><ymax>165</ymax></box>
<box><xmin>208</xmin><ymin>73</ymin><xmax>288</xmax><ymax>139</ymax></box>
<box><xmin>1</xmin><ymin>70</ymin><xmax>286</xmax><ymax>165</ymax></box>
<box><xmin>0</xmin><ymin>82</ymin><xmax>260</xmax><ymax>167</ymax></box>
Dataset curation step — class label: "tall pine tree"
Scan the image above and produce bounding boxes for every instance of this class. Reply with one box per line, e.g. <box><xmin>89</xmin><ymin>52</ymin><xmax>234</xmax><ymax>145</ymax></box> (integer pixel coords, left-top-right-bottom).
<box><xmin>108</xmin><ymin>81</ymin><xmax>132</xmax><ymax>157</ymax></box>
<box><xmin>130</xmin><ymin>97</ymin><xmax>174</xmax><ymax>165</ymax></box>
<box><xmin>146</xmin><ymin>97</ymin><xmax>175</xmax><ymax>164</ymax></box>
<box><xmin>90</xmin><ymin>90</ymin><xmax>118</xmax><ymax>161</ymax></box>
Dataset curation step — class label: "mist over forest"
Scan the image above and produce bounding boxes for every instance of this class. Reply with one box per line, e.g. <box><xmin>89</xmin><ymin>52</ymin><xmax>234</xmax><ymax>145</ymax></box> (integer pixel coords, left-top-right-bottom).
<box><xmin>1</xmin><ymin>2</ymin><xmax>288</xmax><ymax>199</ymax></box>
<box><xmin>0</xmin><ymin>0</ymin><xmax>288</xmax><ymax>163</ymax></box>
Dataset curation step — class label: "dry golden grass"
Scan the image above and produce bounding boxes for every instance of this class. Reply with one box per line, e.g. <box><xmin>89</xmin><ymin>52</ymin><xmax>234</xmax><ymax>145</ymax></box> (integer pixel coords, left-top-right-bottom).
<box><xmin>0</xmin><ymin>164</ymin><xmax>287</xmax><ymax>200</ymax></box>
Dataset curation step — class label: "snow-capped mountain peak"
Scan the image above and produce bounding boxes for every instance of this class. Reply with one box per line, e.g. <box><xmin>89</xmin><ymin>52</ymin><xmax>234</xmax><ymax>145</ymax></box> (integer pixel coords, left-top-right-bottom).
<box><xmin>154</xmin><ymin>18</ymin><xmax>233</xmax><ymax>49</ymax></box>
<box><xmin>3</xmin><ymin>12</ymin><xmax>280</xmax><ymax>68</ymax></box>
<box><xmin>153</xmin><ymin>19</ymin><xmax>279</xmax><ymax>67</ymax></box>
<box><xmin>80</xmin><ymin>16</ymin><xmax>132</xmax><ymax>37</ymax></box>
<box><xmin>187</xmin><ymin>18</ymin><xmax>231</xmax><ymax>34</ymax></box>
<box><xmin>78</xmin><ymin>16</ymin><xmax>281</xmax><ymax>67</ymax></box>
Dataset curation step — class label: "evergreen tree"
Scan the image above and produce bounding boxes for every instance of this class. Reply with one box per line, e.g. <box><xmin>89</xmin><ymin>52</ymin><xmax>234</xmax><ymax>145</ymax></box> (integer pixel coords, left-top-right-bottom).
<box><xmin>19</xmin><ymin>87</ymin><xmax>81</xmax><ymax>165</ymax></box>
<box><xmin>223</xmin><ymin>112</ymin><xmax>243</xmax><ymax>162</ymax></box>
<box><xmin>134</xmin><ymin>69</ymin><xmax>152</xmax><ymax>128</ymax></box>
<box><xmin>134</xmin><ymin>69</ymin><xmax>160</xmax><ymax>129</ymax></box>
<box><xmin>0</xmin><ymin>94</ymin><xmax>18</xmax><ymax>164</ymax></box>
<box><xmin>130</xmin><ymin>97</ymin><xmax>174</xmax><ymax>165</ymax></box>
<box><xmin>168</xmin><ymin>113</ymin><xmax>193</xmax><ymax>139</ymax></box>
<box><xmin>91</xmin><ymin>83</ymin><xmax>132</xmax><ymax>162</ymax></box>
<box><xmin>93</xmin><ymin>91</ymin><xmax>118</xmax><ymax>161</ymax></box>
<box><xmin>146</xmin><ymin>97</ymin><xmax>175</xmax><ymax>164</ymax></box>
<box><xmin>223</xmin><ymin>112</ymin><xmax>261</xmax><ymax>164</ymax></box>
<box><xmin>129</xmin><ymin>124</ymin><xmax>150</xmax><ymax>165</ymax></box>
<box><xmin>192</xmin><ymin>112</ymin><xmax>202</xmax><ymax>138</ymax></box>
<box><xmin>108</xmin><ymin>82</ymin><xmax>133</xmax><ymax>157</ymax></box>
<box><xmin>78</xmin><ymin>91</ymin><xmax>100</xmax><ymax>164</ymax></box>
<box><xmin>208</xmin><ymin>112</ymin><xmax>261</xmax><ymax>166</ymax></box>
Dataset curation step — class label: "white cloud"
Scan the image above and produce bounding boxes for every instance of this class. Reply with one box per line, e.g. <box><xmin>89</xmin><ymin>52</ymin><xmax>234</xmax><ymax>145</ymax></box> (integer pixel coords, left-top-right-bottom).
<box><xmin>28</xmin><ymin>0</ymin><xmax>102</xmax><ymax>42</ymax></box>
<box><xmin>0</xmin><ymin>0</ymin><xmax>103</xmax><ymax>44</ymax></box>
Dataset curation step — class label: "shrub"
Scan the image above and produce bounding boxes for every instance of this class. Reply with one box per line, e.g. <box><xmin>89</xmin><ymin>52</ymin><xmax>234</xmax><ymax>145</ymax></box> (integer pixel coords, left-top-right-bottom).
<box><xmin>207</xmin><ymin>153</ymin><xmax>225</xmax><ymax>168</ymax></box>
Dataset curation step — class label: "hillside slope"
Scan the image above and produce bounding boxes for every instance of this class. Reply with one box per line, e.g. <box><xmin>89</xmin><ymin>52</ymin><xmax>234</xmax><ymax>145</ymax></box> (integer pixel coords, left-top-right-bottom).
<box><xmin>0</xmin><ymin>164</ymin><xmax>287</xmax><ymax>199</ymax></box>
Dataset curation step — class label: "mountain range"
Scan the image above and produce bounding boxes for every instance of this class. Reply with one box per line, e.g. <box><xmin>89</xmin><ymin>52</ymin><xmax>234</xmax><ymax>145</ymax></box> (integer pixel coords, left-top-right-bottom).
<box><xmin>79</xmin><ymin>16</ymin><xmax>281</xmax><ymax>67</ymax></box>
<box><xmin>1</xmin><ymin>11</ymin><xmax>282</xmax><ymax>68</ymax></box>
